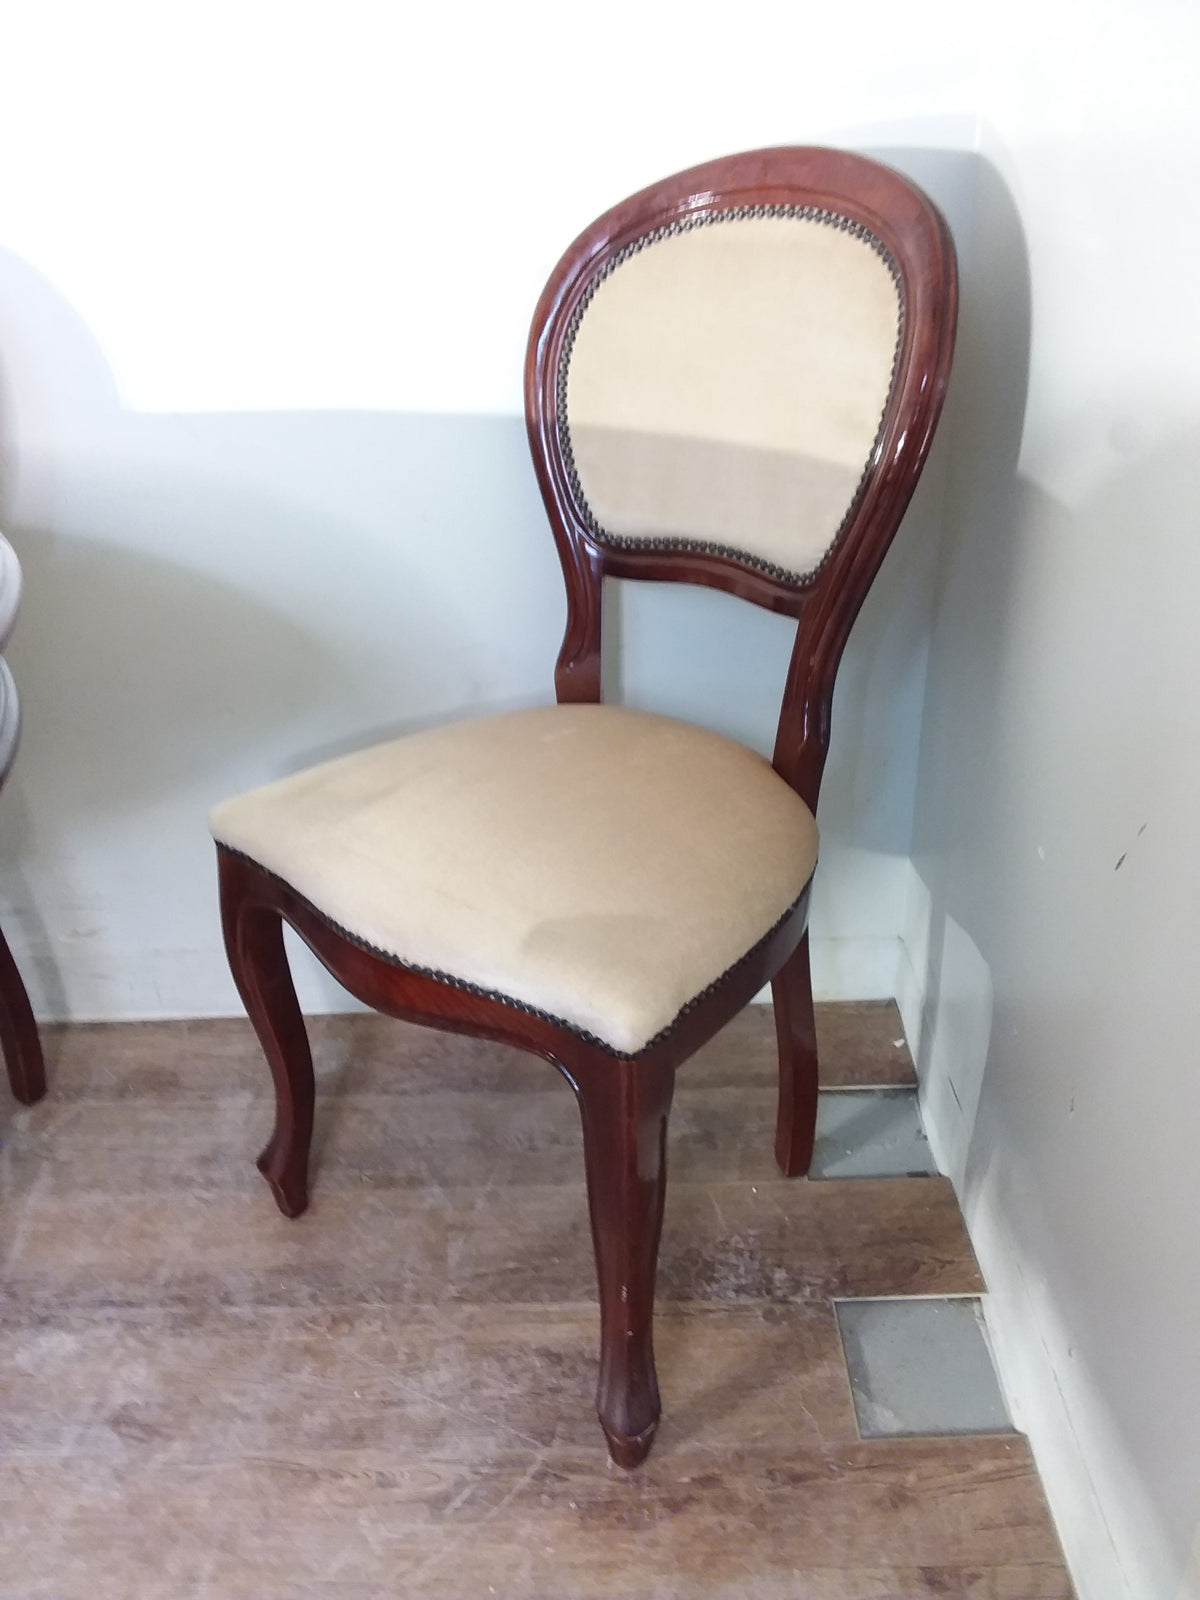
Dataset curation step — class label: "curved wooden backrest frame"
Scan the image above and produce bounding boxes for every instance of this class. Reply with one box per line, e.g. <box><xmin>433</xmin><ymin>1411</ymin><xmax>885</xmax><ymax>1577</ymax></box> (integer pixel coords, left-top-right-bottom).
<box><xmin>525</xmin><ymin>147</ymin><xmax>957</xmax><ymax>811</ymax></box>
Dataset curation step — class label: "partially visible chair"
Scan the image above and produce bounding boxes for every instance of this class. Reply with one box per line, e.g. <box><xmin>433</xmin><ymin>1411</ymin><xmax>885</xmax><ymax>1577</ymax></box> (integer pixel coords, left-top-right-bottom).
<box><xmin>0</xmin><ymin>533</ymin><xmax>45</xmax><ymax>1106</ymax></box>
<box><xmin>211</xmin><ymin>147</ymin><xmax>957</xmax><ymax>1465</ymax></box>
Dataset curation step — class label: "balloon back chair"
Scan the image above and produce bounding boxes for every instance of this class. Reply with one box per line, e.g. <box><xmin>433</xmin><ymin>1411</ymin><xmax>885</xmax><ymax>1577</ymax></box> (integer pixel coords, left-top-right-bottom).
<box><xmin>210</xmin><ymin>147</ymin><xmax>957</xmax><ymax>1467</ymax></box>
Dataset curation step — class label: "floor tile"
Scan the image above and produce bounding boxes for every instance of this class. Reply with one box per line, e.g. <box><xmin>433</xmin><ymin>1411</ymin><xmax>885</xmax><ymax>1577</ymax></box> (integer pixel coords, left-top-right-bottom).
<box><xmin>810</xmin><ymin>1089</ymin><xmax>935</xmax><ymax>1179</ymax></box>
<box><xmin>836</xmin><ymin>1296</ymin><xmax>1013</xmax><ymax>1438</ymax></box>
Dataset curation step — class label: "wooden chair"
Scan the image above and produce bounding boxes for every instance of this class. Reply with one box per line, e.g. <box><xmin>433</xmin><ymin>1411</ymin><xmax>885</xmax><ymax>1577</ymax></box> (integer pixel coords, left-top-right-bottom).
<box><xmin>210</xmin><ymin>147</ymin><xmax>957</xmax><ymax>1466</ymax></box>
<box><xmin>0</xmin><ymin>533</ymin><xmax>46</xmax><ymax>1107</ymax></box>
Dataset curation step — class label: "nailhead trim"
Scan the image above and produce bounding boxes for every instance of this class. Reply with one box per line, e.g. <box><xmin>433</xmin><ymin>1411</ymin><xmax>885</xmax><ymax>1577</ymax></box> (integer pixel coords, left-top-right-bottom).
<box><xmin>227</xmin><ymin>846</ymin><xmax>814</xmax><ymax>1061</ymax></box>
<box><xmin>557</xmin><ymin>204</ymin><xmax>905</xmax><ymax>587</ymax></box>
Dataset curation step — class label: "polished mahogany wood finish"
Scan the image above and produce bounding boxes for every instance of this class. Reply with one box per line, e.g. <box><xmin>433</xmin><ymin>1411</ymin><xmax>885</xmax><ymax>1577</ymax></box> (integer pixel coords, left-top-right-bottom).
<box><xmin>771</xmin><ymin>931</ymin><xmax>820</xmax><ymax>1178</ymax></box>
<box><xmin>217</xmin><ymin>147</ymin><xmax>956</xmax><ymax>1466</ymax></box>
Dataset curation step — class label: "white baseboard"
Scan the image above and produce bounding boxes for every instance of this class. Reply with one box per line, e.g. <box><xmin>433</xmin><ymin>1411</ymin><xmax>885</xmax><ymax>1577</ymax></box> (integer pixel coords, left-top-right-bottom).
<box><xmin>957</xmin><ymin>1174</ymin><xmax>1146</xmax><ymax>1600</ymax></box>
<box><xmin>895</xmin><ymin>860</ymin><xmax>932</xmax><ymax>1054</ymax></box>
<box><xmin>809</xmin><ymin>934</ymin><xmax>901</xmax><ymax>1001</ymax></box>
<box><xmin>752</xmin><ymin>934</ymin><xmax>902</xmax><ymax>1006</ymax></box>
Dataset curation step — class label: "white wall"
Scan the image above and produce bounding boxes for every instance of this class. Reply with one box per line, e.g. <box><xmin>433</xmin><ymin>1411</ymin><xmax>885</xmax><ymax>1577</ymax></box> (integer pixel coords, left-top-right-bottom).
<box><xmin>0</xmin><ymin>1</ymin><xmax>979</xmax><ymax>1020</ymax></box>
<box><xmin>905</xmin><ymin>4</ymin><xmax>1200</xmax><ymax>1597</ymax></box>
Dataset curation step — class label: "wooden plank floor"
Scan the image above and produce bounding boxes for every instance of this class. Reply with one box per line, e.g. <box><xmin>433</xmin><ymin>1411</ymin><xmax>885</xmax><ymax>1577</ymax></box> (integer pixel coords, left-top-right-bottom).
<box><xmin>0</xmin><ymin>1004</ymin><xmax>1072</xmax><ymax>1599</ymax></box>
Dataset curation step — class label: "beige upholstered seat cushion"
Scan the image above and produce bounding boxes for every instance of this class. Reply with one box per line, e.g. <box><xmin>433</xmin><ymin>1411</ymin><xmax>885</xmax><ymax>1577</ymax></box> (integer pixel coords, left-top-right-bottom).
<box><xmin>210</xmin><ymin>704</ymin><xmax>818</xmax><ymax>1055</ymax></box>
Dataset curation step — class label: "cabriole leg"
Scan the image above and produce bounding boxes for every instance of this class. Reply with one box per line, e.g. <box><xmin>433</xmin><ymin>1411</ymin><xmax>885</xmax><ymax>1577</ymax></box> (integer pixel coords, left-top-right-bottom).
<box><xmin>219</xmin><ymin>852</ymin><xmax>314</xmax><ymax>1218</ymax></box>
<box><xmin>772</xmin><ymin>930</ymin><xmax>819</xmax><ymax>1177</ymax></box>
<box><xmin>572</xmin><ymin>1053</ymin><xmax>675</xmax><ymax>1467</ymax></box>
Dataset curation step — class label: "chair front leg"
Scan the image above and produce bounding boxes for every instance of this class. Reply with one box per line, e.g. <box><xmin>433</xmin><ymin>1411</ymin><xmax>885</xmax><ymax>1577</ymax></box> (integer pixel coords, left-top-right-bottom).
<box><xmin>218</xmin><ymin>851</ymin><xmax>315</xmax><ymax>1219</ymax></box>
<box><xmin>0</xmin><ymin>922</ymin><xmax>45</xmax><ymax>1105</ymax></box>
<box><xmin>571</xmin><ymin>1051</ymin><xmax>675</xmax><ymax>1468</ymax></box>
<box><xmin>772</xmin><ymin>929</ymin><xmax>819</xmax><ymax>1176</ymax></box>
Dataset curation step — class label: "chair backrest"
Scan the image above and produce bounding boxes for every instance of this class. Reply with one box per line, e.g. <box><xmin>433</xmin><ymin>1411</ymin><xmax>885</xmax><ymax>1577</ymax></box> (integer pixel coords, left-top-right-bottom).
<box><xmin>525</xmin><ymin>147</ymin><xmax>957</xmax><ymax>810</ymax></box>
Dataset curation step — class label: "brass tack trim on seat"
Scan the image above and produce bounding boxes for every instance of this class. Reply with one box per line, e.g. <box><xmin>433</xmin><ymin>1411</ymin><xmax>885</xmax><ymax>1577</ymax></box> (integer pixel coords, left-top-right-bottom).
<box><xmin>226</xmin><ymin>846</ymin><xmax>814</xmax><ymax>1061</ymax></box>
<box><xmin>557</xmin><ymin>204</ymin><xmax>906</xmax><ymax>588</ymax></box>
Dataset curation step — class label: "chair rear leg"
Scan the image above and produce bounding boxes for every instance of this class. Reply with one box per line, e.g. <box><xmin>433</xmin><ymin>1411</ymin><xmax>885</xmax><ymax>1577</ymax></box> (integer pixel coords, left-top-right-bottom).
<box><xmin>572</xmin><ymin>1053</ymin><xmax>675</xmax><ymax>1467</ymax></box>
<box><xmin>219</xmin><ymin>853</ymin><xmax>314</xmax><ymax>1218</ymax></box>
<box><xmin>772</xmin><ymin>930</ymin><xmax>819</xmax><ymax>1177</ymax></box>
<box><xmin>0</xmin><ymin>922</ymin><xmax>45</xmax><ymax>1105</ymax></box>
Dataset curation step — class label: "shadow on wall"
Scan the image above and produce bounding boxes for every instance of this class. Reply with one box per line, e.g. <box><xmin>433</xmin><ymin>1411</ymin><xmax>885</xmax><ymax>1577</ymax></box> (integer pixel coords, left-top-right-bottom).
<box><xmin>0</xmin><ymin>248</ymin><xmax>561</xmax><ymax>1018</ymax></box>
<box><xmin>0</xmin><ymin>250</ymin><xmax>347</xmax><ymax>812</ymax></box>
<box><xmin>903</xmin><ymin>154</ymin><xmax>1033</xmax><ymax>1165</ymax></box>
<box><xmin>0</xmin><ymin>529</ymin><xmax>345</xmax><ymax>1021</ymax></box>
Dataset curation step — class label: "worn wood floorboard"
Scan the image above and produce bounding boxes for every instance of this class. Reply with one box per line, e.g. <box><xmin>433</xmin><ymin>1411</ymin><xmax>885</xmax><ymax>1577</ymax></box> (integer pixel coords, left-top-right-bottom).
<box><xmin>0</xmin><ymin>1005</ymin><xmax>1070</xmax><ymax>1598</ymax></box>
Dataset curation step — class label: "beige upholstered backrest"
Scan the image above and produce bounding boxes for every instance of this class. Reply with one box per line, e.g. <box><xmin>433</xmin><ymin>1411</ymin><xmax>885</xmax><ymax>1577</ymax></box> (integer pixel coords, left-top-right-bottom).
<box><xmin>560</xmin><ymin>209</ymin><xmax>902</xmax><ymax>584</ymax></box>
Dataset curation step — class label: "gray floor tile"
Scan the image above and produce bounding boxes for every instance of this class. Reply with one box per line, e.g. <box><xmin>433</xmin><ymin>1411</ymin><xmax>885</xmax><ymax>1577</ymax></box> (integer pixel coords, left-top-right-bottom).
<box><xmin>811</xmin><ymin>1088</ymin><xmax>936</xmax><ymax>1179</ymax></box>
<box><xmin>836</xmin><ymin>1296</ymin><xmax>1013</xmax><ymax>1438</ymax></box>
